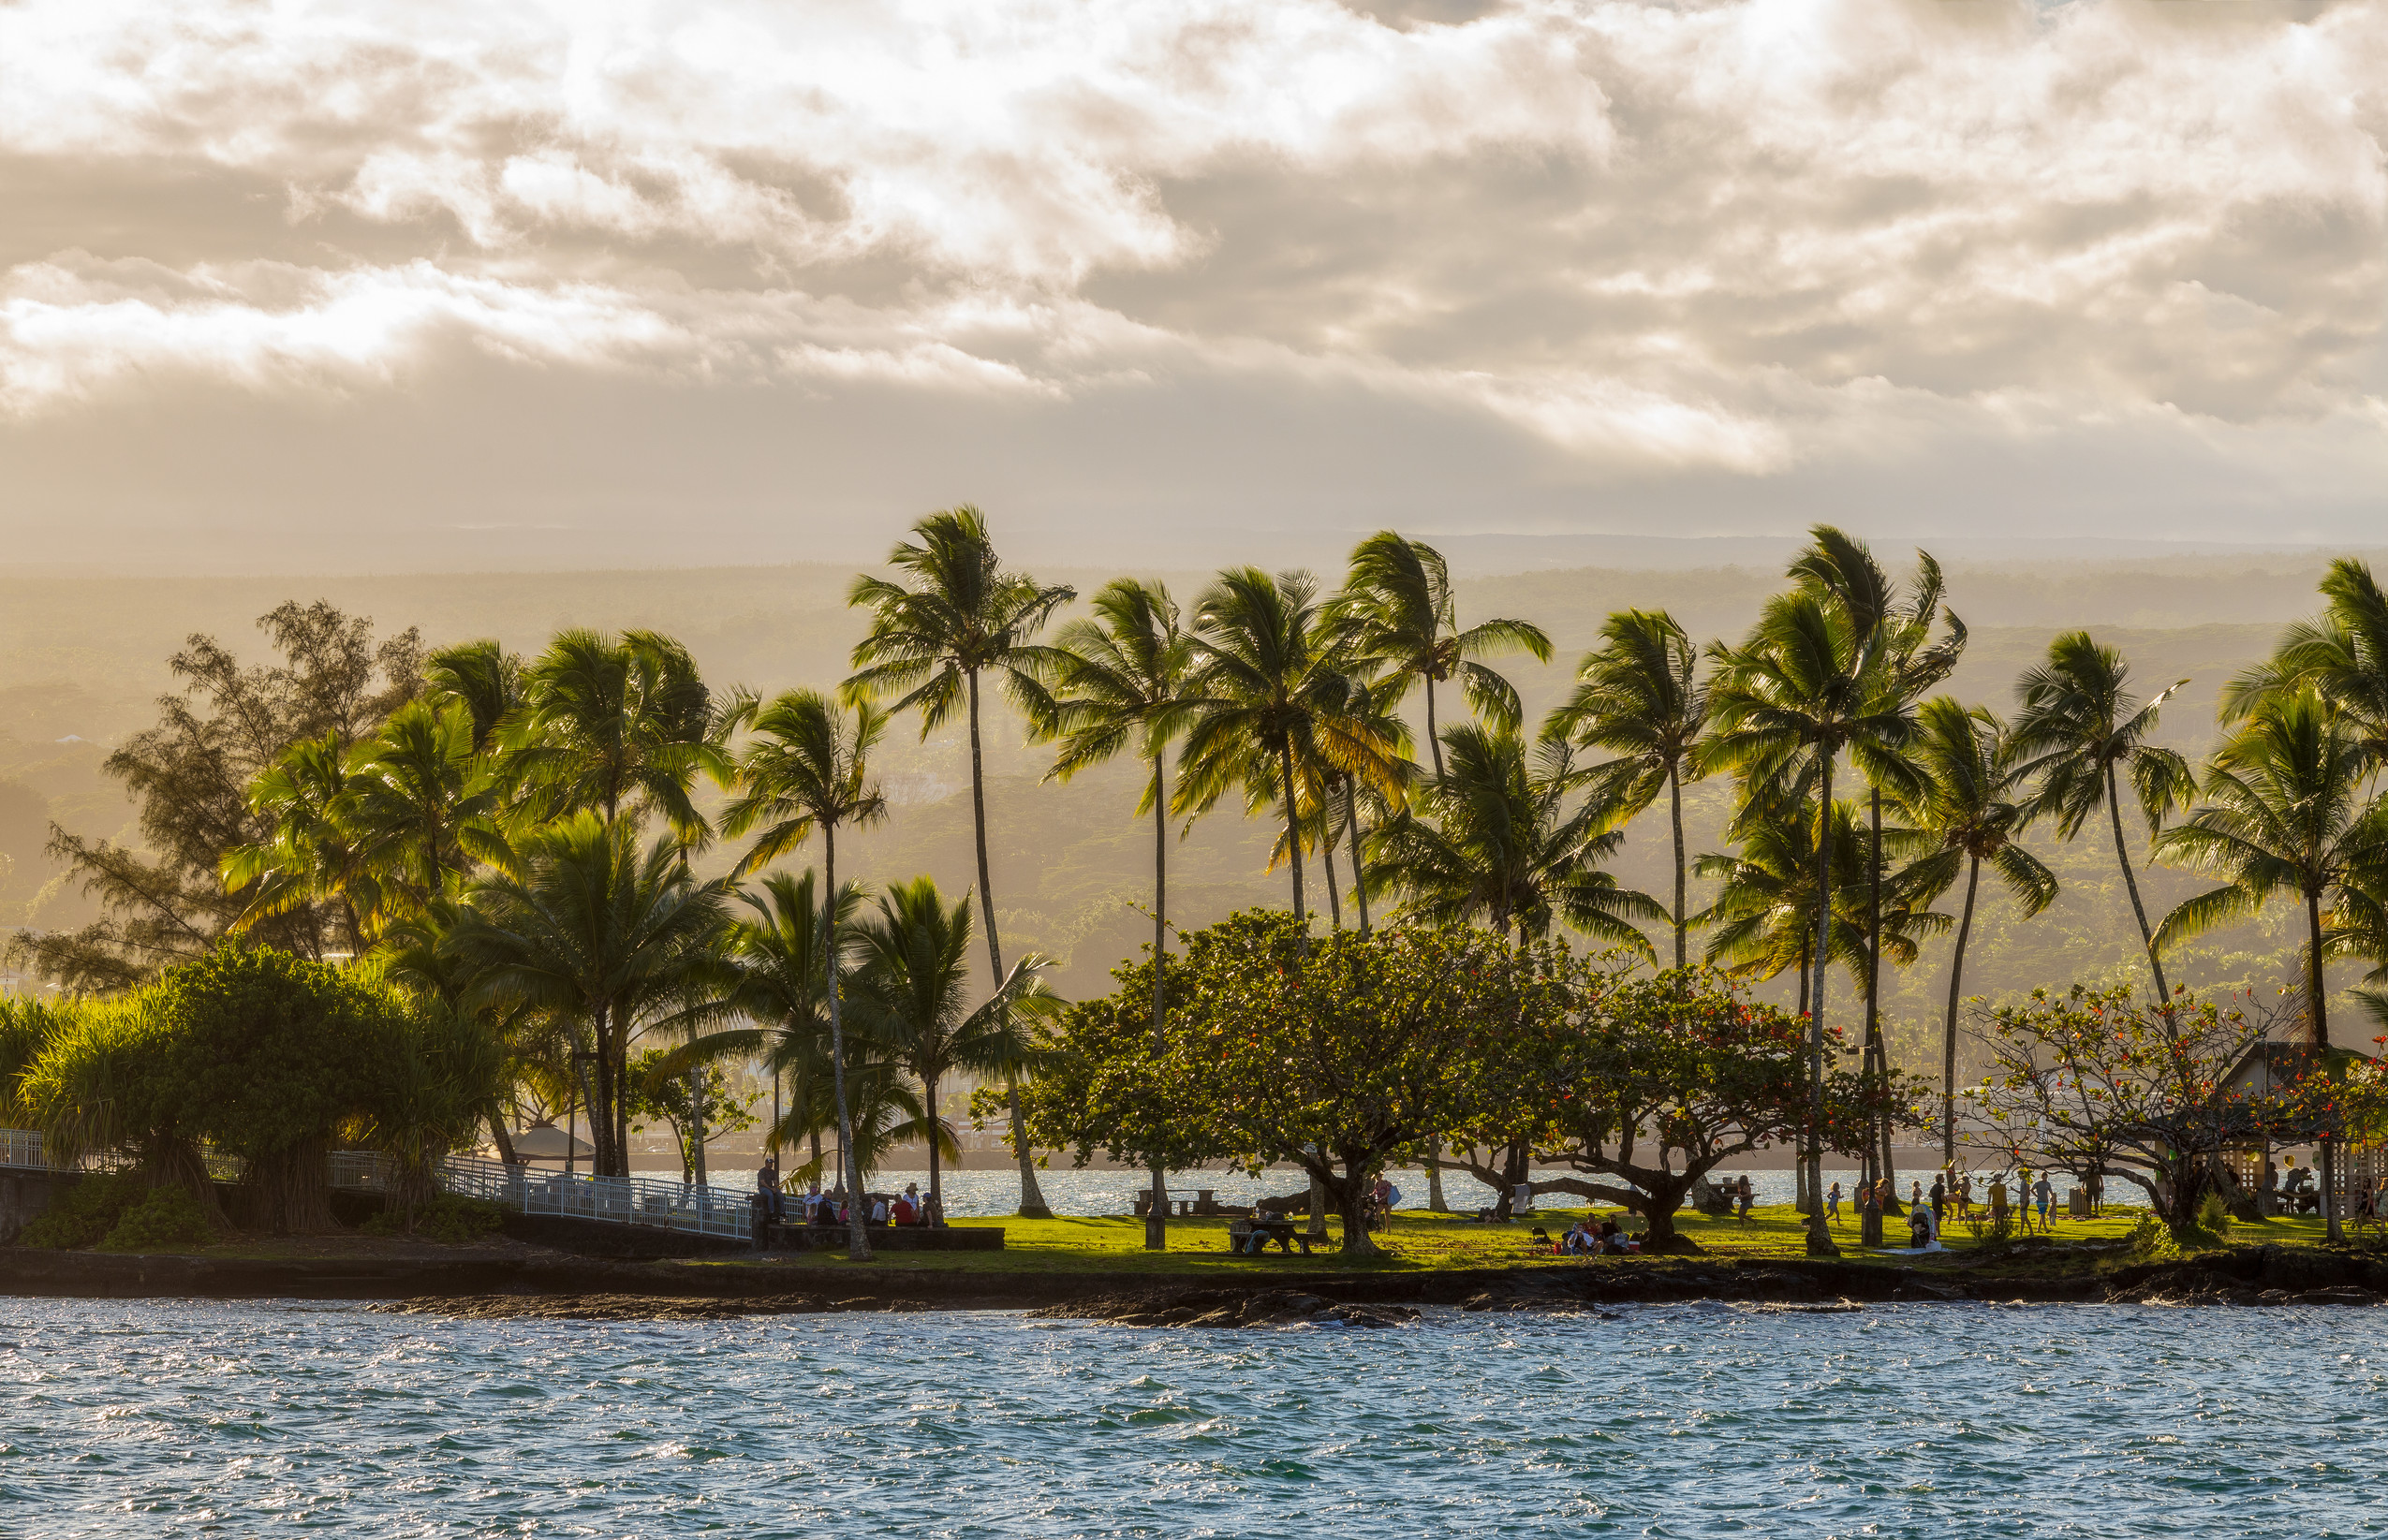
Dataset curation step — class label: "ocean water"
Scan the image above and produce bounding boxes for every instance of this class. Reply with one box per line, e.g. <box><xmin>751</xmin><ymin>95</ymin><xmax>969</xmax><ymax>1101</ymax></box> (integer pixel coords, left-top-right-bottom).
<box><xmin>6</xmin><ymin>1298</ymin><xmax>2378</xmax><ymax>1537</ymax></box>
<box><xmin>863</xmin><ymin>1166</ymin><xmax>2130</xmax><ymax>1220</ymax></box>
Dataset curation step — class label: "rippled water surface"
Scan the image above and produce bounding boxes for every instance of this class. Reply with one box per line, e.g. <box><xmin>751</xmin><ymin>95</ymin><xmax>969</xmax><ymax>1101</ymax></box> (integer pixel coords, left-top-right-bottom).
<box><xmin>7</xmin><ymin>1299</ymin><xmax>2381</xmax><ymax>1537</ymax></box>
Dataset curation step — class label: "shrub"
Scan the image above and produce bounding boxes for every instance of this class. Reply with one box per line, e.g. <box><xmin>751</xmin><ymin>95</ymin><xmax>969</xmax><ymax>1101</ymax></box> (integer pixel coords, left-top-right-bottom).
<box><xmin>97</xmin><ymin>1186</ymin><xmax>215</xmax><ymax>1252</ymax></box>
<box><xmin>361</xmin><ymin>1194</ymin><xmax>505</xmax><ymax>1244</ymax></box>
<box><xmin>2196</xmin><ymin>1190</ymin><xmax>2233</xmax><ymax>1239</ymax></box>
<box><xmin>16</xmin><ymin>1170</ymin><xmax>145</xmax><ymax>1250</ymax></box>
<box><xmin>2128</xmin><ymin>1210</ymin><xmax>2182</xmax><ymax>1264</ymax></box>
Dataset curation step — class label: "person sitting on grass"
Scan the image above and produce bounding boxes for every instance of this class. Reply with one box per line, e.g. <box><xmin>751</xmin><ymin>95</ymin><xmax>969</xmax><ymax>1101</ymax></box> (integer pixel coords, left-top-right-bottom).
<box><xmin>1563</xmin><ymin>1218</ymin><xmax>1598</xmax><ymax>1254</ymax></box>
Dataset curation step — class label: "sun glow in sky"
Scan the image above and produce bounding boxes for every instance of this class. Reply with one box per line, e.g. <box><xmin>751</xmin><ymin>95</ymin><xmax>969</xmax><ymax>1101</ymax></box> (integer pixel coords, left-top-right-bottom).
<box><xmin>1</xmin><ymin>0</ymin><xmax>2383</xmax><ymax>570</ymax></box>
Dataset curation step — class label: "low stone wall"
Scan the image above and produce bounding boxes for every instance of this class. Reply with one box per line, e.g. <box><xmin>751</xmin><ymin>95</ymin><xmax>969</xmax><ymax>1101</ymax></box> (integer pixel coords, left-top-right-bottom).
<box><xmin>0</xmin><ymin>1168</ymin><xmax>72</xmax><ymax>1245</ymax></box>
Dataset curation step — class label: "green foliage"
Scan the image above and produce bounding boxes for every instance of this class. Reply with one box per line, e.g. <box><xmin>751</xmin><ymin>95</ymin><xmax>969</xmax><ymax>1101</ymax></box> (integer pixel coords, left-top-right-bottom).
<box><xmin>361</xmin><ymin>1193</ymin><xmax>504</xmax><ymax>1243</ymax></box>
<box><xmin>16</xmin><ymin>1171</ymin><xmax>147</xmax><ymax>1250</ymax></box>
<box><xmin>96</xmin><ymin>1185</ymin><xmax>215</xmax><ymax>1252</ymax></box>
<box><xmin>2196</xmin><ymin>1188</ymin><xmax>2233</xmax><ymax>1239</ymax></box>
<box><xmin>626</xmin><ymin>1048</ymin><xmax>761</xmax><ymax>1180</ymax></box>
<box><xmin>148</xmin><ymin>946</ymin><xmax>384</xmax><ymax>1164</ymax></box>
<box><xmin>2128</xmin><ymin>1210</ymin><xmax>2182</xmax><ymax>1263</ymax></box>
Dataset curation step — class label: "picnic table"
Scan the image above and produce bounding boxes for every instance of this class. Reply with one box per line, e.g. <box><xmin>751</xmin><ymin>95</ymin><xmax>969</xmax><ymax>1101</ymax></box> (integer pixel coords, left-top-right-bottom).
<box><xmin>1231</xmin><ymin>1216</ymin><xmax>1330</xmax><ymax>1255</ymax></box>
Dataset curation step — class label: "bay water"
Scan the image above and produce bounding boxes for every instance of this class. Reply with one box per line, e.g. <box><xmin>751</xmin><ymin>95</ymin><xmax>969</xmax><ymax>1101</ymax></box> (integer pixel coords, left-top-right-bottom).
<box><xmin>7</xmin><ymin>1297</ymin><xmax>2377</xmax><ymax>1537</ymax></box>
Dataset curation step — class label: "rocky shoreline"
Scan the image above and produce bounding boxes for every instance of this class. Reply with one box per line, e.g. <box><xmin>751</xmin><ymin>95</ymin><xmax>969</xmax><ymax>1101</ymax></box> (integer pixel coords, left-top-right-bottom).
<box><xmin>8</xmin><ymin>1240</ymin><xmax>2384</xmax><ymax>1319</ymax></box>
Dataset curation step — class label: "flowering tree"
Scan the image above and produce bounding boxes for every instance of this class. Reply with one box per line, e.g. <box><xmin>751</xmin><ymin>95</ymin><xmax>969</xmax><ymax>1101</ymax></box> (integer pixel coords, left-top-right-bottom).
<box><xmin>1020</xmin><ymin>912</ymin><xmax>1559</xmax><ymax>1257</ymax></box>
<box><xmin>1970</xmin><ymin>985</ymin><xmax>2281</xmax><ymax>1230</ymax></box>
<box><xmin>1450</xmin><ymin>967</ymin><xmax>1915</xmax><ymax>1249</ymax></box>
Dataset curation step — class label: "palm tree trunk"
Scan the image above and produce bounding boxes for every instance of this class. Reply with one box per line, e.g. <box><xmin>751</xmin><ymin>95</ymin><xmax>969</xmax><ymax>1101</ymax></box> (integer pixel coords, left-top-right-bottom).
<box><xmin>1425</xmin><ymin>677</ymin><xmax>1444</xmax><ymax>782</ymax></box>
<box><xmin>1938</xmin><ymin>855</ymin><xmax>1977</xmax><ymax>1165</ymax></box>
<box><xmin>488</xmin><ymin>1111</ymin><xmax>517</xmax><ymax>1166</ymax></box>
<box><xmin>689</xmin><ymin>1067</ymin><xmax>706</xmax><ymax>1186</ymax></box>
<box><xmin>1669</xmin><ymin>763</ymin><xmax>1688</xmax><ymax>971</ymax></box>
<box><xmin>2310</xmin><ymin>889</ymin><xmax>2341</xmax><ymax>1242</ymax></box>
<box><xmin>588</xmin><ymin>1005</ymin><xmax>619</xmax><ymax>1178</ymax></box>
<box><xmin>1322</xmin><ymin>825</ymin><xmax>1343</xmax><ymax>928</ymax></box>
<box><xmin>1868</xmin><ymin>785</ymin><xmax>1894</xmax><ymax>1210</ymax></box>
<box><xmin>1806</xmin><ymin>751</ymin><xmax>1834</xmax><ymax>1253</ymax></box>
<box><xmin>825</xmin><ymin>827</ymin><xmax>872</xmax><ymax>1261</ymax></box>
<box><xmin>1280</xmin><ymin>740</ymin><xmax>1307</xmax><ymax>928</ymax></box>
<box><xmin>926</xmin><ymin>1074</ymin><xmax>943</xmax><ymax>1225</ymax></box>
<box><xmin>1344</xmin><ymin>776</ymin><xmax>1372</xmax><ymax>937</ymax></box>
<box><xmin>1148</xmin><ymin>758</ymin><xmax>1169</xmax><ymax>1253</ymax></box>
<box><xmin>2106</xmin><ymin>764</ymin><xmax>2172</xmax><ymax>1004</ymax></box>
<box><xmin>967</xmin><ymin>669</ymin><xmax>1051</xmax><ymax>1219</ymax></box>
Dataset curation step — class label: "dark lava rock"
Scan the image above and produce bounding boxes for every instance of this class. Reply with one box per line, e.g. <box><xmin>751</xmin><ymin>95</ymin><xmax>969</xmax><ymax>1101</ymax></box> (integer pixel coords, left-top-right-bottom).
<box><xmin>377</xmin><ymin>1293</ymin><xmax>830</xmax><ymax>1321</ymax></box>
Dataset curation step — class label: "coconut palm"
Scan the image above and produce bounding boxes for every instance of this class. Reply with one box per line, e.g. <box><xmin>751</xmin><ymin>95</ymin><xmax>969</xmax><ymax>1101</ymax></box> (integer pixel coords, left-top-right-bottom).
<box><xmin>1367</xmin><ymin>726</ymin><xmax>1663</xmax><ymax>954</ymax></box>
<box><xmin>1796</xmin><ymin>534</ymin><xmax>1963</xmax><ymax>1195</ymax></box>
<box><xmin>1900</xmin><ymin>698</ymin><xmax>2058</xmax><ymax>1162</ymax></box>
<box><xmin>2009</xmin><ymin>631</ymin><xmax>2197</xmax><ymax>1002</ymax></box>
<box><xmin>1040</xmin><ymin>578</ymin><xmax>1202</xmax><ymax>1249</ymax></box>
<box><xmin>717</xmin><ymin>689</ymin><xmax>889</xmax><ymax>1256</ymax></box>
<box><xmin>421</xmin><ymin>638</ymin><xmax>523</xmax><ymax>755</ymax></box>
<box><xmin>1702</xmin><ymin>551</ymin><xmax>1912</xmax><ymax>1236</ymax></box>
<box><xmin>336</xmin><ymin>700</ymin><xmax>508</xmax><ymax>923</ymax></box>
<box><xmin>1181</xmin><ymin>567</ymin><xmax>1399</xmax><ymax>930</ymax></box>
<box><xmin>1333</xmin><ymin>532</ymin><xmax>1551</xmax><ymax>782</ymax></box>
<box><xmin>221</xmin><ymin>732</ymin><xmax>368</xmax><ymax>952</ymax></box>
<box><xmin>1548</xmin><ymin>609</ymin><xmax>1707</xmax><ymax>969</ymax></box>
<box><xmin>2155</xmin><ymin>688</ymin><xmax>2387</xmax><ymax>1242</ymax></box>
<box><xmin>2222</xmin><ymin>558</ymin><xmax>2388</xmax><ymax>765</ymax></box>
<box><xmin>507</xmin><ymin>628</ymin><xmax>730</xmax><ymax>843</ymax></box>
<box><xmin>441</xmin><ymin>813</ymin><xmax>730</xmax><ymax>1178</ymax></box>
<box><xmin>846</xmin><ymin>506</ymin><xmax>1074</xmax><ymax>1219</ymax></box>
<box><xmin>846</xmin><ymin>876</ymin><xmax>1062</xmax><ymax>1225</ymax></box>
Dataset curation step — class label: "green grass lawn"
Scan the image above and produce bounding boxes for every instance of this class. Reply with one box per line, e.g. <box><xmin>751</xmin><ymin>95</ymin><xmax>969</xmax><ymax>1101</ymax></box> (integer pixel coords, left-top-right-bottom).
<box><xmin>672</xmin><ymin>1201</ymin><xmax>2339</xmax><ymax>1281</ymax></box>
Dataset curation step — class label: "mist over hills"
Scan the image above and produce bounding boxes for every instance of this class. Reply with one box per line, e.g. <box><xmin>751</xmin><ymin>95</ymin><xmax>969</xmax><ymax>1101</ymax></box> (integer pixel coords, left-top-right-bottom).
<box><xmin>0</xmin><ymin>547</ymin><xmax>2372</xmax><ymax>1078</ymax></box>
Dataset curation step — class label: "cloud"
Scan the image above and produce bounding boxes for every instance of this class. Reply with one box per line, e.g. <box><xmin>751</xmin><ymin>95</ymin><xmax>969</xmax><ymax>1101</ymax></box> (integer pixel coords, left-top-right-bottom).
<box><xmin>0</xmin><ymin>0</ymin><xmax>2383</xmax><ymax>556</ymax></box>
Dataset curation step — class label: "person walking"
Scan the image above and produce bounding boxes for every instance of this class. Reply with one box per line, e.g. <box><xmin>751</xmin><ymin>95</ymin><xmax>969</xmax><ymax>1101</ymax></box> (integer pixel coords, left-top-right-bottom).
<box><xmin>1825</xmin><ymin>1181</ymin><xmax>1844</xmax><ymax>1228</ymax></box>
<box><xmin>2032</xmin><ymin>1173</ymin><xmax>2054</xmax><ymax>1229</ymax></box>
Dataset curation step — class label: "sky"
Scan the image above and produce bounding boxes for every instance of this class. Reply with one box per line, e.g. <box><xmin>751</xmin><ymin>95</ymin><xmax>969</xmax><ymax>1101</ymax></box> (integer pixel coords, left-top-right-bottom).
<box><xmin>1</xmin><ymin>0</ymin><xmax>2383</xmax><ymax>574</ymax></box>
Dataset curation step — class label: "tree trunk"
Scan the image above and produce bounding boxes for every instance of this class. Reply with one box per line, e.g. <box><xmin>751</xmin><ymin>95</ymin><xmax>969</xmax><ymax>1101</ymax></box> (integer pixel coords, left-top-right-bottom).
<box><xmin>1149</xmin><ymin>759</ymin><xmax>1169</xmax><ymax>1252</ymax></box>
<box><xmin>1669</xmin><ymin>763</ymin><xmax>1688</xmax><ymax>971</ymax></box>
<box><xmin>825</xmin><ymin>826</ymin><xmax>872</xmax><ymax>1261</ymax></box>
<box><xmin>587</xmin><ymin>1006</ymin><xmax>619</xmax><ymax>1179</ymax></box>
<box><xmin>1425</xmin><ymin>1140</ymin><xmax>1447</xmax><ymax>1211</ymax></box>
<box><xmin>1805</xmin><ymin>748</ymin><xmax>1836</xmax><ymax>1254</ymax></box>
<box><xmin>1943</xmin><ymin>856</ymin><xmax>1981</xmax><ymax>1166</ymax></box>
<box><xmin>688</xmin><ymin>1067</ymin><xmax>707</xmax><ymax>1186</ymax></box>
<box><xmin>1322</xmin><ymin>824</ymin><xmax>1342</xmax><ymax>927</ymax></box>
<box><xmin>2107</xmin><ymin>763</ymin><xmax>2172</xmax><ymax>1004</ymax></box>
<box><xmin>239</xmin><ymin>1137</ymin><xmax>342</xmax><ymax>1236</ymax></box>
<box><xmin>1280</xmin><ymin>740</ymin><xmax>1307</xmax><ymax>929</ymax></box>
<box><xmin>967</xmin><ymin>669</ymin><xmax>1050</xmax><ymax>1219</ymax></box>
<box><xmin>1332</xmin><ymin>1165</ymin><xmax>1382</xmax><ymax>1257</ymax></box>
<box><xmin>1425</xmin><ymin>677</ymin><xmax>1444</xmax><ymax>783</ymax></box>
<box><xmin>2310</xmin><ymin>889</ymin><xmax>2342</xmax><ymax>1243</ymax></box>
<box><xmin>1344</xmin><ymin>776</ymin><xmax>1371</xmax><ymax>937</ymax></box>
<box><xmin>1868</xmin><ymin>786</ymin><xmax>1894</xmax><ymax>1209</ymax></box>
<box><xmin>926</xmin><ymin>1075</ymin><xmax>943</xmax><ymax>1225</ymax></box>
<box><xmin>488</xmin><ymin>1110</ymin><xmax>517</xmax><ymax>1166</ymax></box>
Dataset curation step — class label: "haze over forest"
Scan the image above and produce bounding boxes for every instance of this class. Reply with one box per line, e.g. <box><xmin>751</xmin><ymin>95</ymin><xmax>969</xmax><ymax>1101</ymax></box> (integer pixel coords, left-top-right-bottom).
<box><xmin>5</xmin><ymin>539</ymin><xmax>2381</xmax><ymax>1082</ymax></box>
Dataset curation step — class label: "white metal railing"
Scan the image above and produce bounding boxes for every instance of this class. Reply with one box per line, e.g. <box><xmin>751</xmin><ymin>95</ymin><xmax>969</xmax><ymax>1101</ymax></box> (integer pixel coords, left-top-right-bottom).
<box><xmin>432</xmin><ymin>1153</ymin><xmax>754</xmax><ymax>1240</ymax></box>
<box><xmin>0</xmin><ymin>1128</ymin><xmax>46</xmax><ymax>1170</ymax></box>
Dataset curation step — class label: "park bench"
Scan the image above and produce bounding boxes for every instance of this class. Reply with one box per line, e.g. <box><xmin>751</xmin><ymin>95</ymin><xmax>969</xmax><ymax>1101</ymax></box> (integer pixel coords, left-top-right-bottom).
<box><xmin>1228</xmin><ymin>1216</ymin><xmax>1329</xmax><ymax>1255</ymax></box>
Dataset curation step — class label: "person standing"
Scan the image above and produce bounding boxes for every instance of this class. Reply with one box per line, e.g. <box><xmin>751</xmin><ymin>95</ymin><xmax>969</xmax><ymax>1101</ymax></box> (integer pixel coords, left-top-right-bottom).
<box><xmin>1735</xmin><ymin>1174</ymin><xmax>1755</xmax><ymax>1225</ymax></box>
<box><xmin>1929</xmin><ymin>1176</ymin><xmax>1946</xmax><ymax>1225</ymax></box>
<box><xmin>2032</xmin><ymin>1173</ymin><xmax>2054</xmax><ymax>1229</ymax></box>
<box><xmin>1825</xmin><ymin>1181</ymin><xmax>1843</xmax><ymax>1227</ymax></box>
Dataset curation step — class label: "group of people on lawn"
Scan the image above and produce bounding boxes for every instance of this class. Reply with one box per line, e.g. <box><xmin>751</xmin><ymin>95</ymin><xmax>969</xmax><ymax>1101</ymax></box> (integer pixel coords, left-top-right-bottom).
<box><xmin>755</xmin><ymin>1156</ymin><xmax>942</xmax><ymax>1228</ymax></box>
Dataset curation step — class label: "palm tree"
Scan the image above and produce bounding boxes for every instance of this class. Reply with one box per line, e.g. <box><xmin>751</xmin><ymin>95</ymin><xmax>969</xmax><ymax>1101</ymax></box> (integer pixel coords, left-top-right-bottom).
<box><xmin>1040</xmin><ymin>578</ymin><xmax>1199</xmax><ymax>1249</ymax></box>
<box><xmin>1796</xmin><ymin>534</ymin><xmax>1964</xmax><ymax>1195</ymax></box>
<box><xmin>1182</xmin><ymin>567</ymin><xmax>1399</xmax><ymax>929</ymax></box>
<box><xmin>2155</xmin><ymin>688</ymin><xmax>2385</xmax><ymax>1242</ymax></box>
<box><xmin>442</xmin><ymin>813</ymin><xmax>730</xmax><ymax>1178</ymax></box>
<box><xmin>2222</xmin><ymin>558</ymin><xmax>2388</xmax><ymax>765</ymax></box>
<box><xmin>422</xmin><ymin>638</ymin><xmax>523</xmax><ymax>755</ymax></box>
<box><xmin>717</xmin><ymin>689</ymin><xmax>890</xmax><ymax>1256</ymax></box>
<box><xmin>338</xmin><ymin>700</ymin><xmax>507</xmax><ymax>924</ymax></box>
<box><xmin>847</xmin><ymin>876</ymin><xmax>1061</xmax><ymax>1225</ymax></box>
<box><xmin>1548</xmin><ymin>609</ymin><xmax>1707</xmax><ymax>968</ymax></box>
<box><xmin>2010</xmin><ymin>631</ymin><xmax>2197</xmax><ymax>1002</ymax></box>
<box><xmin>1367</xmin><ymin>726</ymin><xmax>1663</xmax><ymax>953</ymax></box>
<box><xmin>507</xmin><ymin>628</ymin><xmax>730</xmax><ymax>843</ymax></box>
<box><xmin>1901</xmin><ymin>698</ymin><xmax>2058</xmax><ymax>1162</ymax></box>
<box><xmin>1333</xmin><ymin>532</ymin><xmax>1551</xmax><ymax>782</ymax></box>
<box><xmin>222</xmin><ymin>732</ymin><xmax>368</xmax><ymax>954</ymax></box>
<box><xmin>1703</xmin><ymin>534</ymin><xmax>1914</xmax><ymax>1239</ymax></box>
<box><xmin>847</xmin><ymin>506</ymin><xmax>1074</xmax><ymax>1219</ymax></box>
